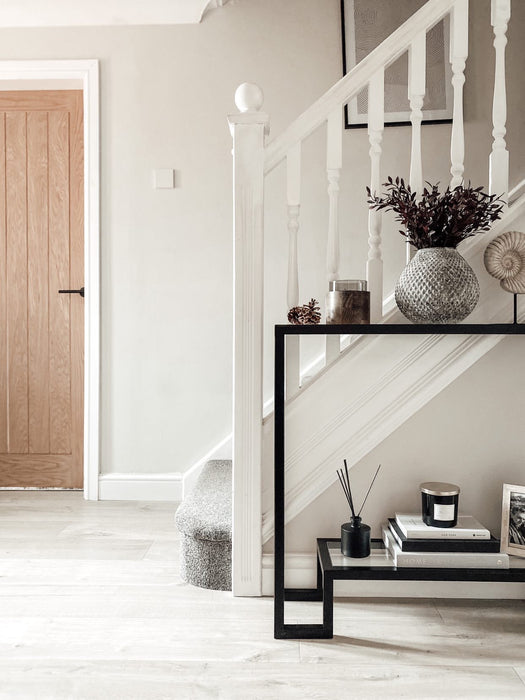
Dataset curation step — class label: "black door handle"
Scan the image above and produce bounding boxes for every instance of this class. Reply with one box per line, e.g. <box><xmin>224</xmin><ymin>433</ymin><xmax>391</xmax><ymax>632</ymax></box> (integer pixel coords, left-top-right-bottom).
<box><xmin>59</xmin><ymin>287</ymin><xmax>85</xmax><ymax>297</ymax></box>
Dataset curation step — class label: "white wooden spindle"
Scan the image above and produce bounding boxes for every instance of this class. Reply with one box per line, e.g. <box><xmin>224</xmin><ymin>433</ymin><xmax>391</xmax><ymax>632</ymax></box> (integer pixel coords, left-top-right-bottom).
<box><xmin>286</xmin><ymin>144</ymin><xmax>301</xmax><ymax>397</ymax></box>
<box><xmin>367</xmin><ymin>68</ymin><xmax>385</xmax><ymax>323</ymax></box>
<box><xmin>408</xmin><ymin>33</ymin><xmax>426</xmax><ymax>195</ymax></box>
<box><xmin>326</xmin><ymin>109</ymin><xmax>343</xmax><ymax>364</ymax></box>
<box><xmin>407</xmin><ymin>31</ymin><xmax>426</xmax><ymax>264</ymax></box>
<box><xmin>489</xmin><ymin>0</ymin><xmax>511</xmax><ymax>199</ymax></box>
<box><xmin>449</xmin><ymin>0</ymin><xmax>468</xmax><ymax>189</ymax></box>
<box><xmin>286</xmin><ymin>144</ymin><xmax>301</xmax><ymax>309</ymax></box>
<box><xmin>228</xmin><ymin>83</ymin><xmax>269</xmax><ymax>597</ymax></box>
<box><xmin>326</xmin><ymin>109</ymin><xmax>342</xmax><ymax>284</ymax></box>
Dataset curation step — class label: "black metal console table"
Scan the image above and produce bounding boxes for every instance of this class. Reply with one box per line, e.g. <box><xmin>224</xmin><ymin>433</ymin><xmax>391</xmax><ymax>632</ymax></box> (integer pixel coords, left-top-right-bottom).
<box><xmin>274</xmin><ymin>324</ymin><xmax>525</xmax><ymax>640</ymax></box>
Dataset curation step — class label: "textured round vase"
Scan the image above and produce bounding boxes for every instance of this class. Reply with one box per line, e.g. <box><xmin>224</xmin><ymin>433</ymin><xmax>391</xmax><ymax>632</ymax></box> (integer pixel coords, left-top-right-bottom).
<box><xmin>395</xmin><ymin>247</ymin><xmax>480</xmax><ymax>324</ymax></box>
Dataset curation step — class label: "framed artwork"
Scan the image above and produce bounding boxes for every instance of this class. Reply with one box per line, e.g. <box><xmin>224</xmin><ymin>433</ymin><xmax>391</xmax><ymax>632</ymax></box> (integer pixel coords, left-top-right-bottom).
<box><xmin>501</xmin><ymin>483</ymin><xmax>525</xmax><ymax>558</ymax></box>
<box><xmin>341</xmin><ymin>0</ymin><xmax>453</xmax><ymax>128</ymax></box>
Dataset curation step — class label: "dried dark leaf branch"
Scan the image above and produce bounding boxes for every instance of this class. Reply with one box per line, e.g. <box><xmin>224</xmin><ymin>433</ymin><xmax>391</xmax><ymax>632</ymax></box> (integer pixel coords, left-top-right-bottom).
<box><xmin>367</xmin><ymin>177</ymin><xmax>504</xmax><ymax>250</ymax></box>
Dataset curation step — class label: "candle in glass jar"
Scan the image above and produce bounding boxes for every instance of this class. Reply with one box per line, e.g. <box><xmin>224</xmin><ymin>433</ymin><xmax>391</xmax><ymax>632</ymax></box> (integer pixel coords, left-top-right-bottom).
<box><xmin>420</xmin><ymin>482</ymin><xmax>460</xmax><ymax>528</ymax></box>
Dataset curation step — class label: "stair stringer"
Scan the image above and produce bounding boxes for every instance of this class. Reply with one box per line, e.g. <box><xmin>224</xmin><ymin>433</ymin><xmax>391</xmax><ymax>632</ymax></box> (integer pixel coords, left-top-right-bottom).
<box><xmin>261</xmin><ymin>198</ymin><xmax>525</xmax><ymax>545</ymax></box>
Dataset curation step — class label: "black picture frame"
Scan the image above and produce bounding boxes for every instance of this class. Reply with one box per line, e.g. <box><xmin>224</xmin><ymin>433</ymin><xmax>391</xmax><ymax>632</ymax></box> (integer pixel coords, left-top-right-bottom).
<box><xmin>341</xmin><ymin>0</ymin><xmax>453</xmax><ymax>129</ymax></box>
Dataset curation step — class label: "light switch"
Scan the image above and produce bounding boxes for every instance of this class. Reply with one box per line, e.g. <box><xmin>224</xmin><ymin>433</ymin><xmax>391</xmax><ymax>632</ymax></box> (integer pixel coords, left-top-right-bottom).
<box><xmin>153</xmin><ymin>169</ymin><xmax>175</xmax><ymax>189</ymax></box>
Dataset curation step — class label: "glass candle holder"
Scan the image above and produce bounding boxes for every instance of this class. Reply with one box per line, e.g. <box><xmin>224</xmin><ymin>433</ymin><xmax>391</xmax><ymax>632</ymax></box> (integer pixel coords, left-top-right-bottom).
<box><xmin>326</xmin><ymin>280</ymin><xmax>370</xmax><ymax>324</ymax></box>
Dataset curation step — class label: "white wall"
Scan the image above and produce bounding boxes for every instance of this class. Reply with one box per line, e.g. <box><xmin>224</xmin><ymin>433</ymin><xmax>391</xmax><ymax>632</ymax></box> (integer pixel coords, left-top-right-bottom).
<box><xmin>279</xmin><ymin>335</ymin><xmax>525</xmax><ymax>552</ymax></box>
<box><xmin>0</xmin><ymin>0</ymin><xmax>342</xmax><ymax>476</ymax></box>
<box><xmin>0</xmin><ymin>0</ymin><xmax>522</xmax><ymax>483</ymax></box>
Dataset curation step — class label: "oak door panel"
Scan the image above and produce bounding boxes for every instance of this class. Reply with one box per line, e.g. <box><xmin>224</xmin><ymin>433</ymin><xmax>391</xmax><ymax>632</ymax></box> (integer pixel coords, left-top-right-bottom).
<box><xmin>27</xmin><ymin>111</ymin><xmax>50</xmax><ymax>455</ymax></box>
<box><xmin>6</xmin><ymin>111</ymin><xmax>29</xmax><ymax>455</ymax></box>
<box><xmin>0</xmin><ymin>116</ymin><xmax>6</xmax><ymax>453</ymax></box>
<box><xmin>0</xmin><ymin>91</ymin><xmax>84</xmax><ymax>488</ymax></box>
<box><xmin>48</xmin><ymin>111</ymin><xmax>72</xmax><ymax>456</ymax></box>
<box><xmin>69</xmin><ymin>93</ymin><xmax>84</xmax><ymax>486</ymax></box>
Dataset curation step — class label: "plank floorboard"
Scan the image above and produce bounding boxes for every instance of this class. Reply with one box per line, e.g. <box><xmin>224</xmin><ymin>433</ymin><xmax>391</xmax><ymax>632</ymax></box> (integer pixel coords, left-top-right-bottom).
<box><xmin>435</xmin><ymin>597</ymin><xmax>525</xmax><ymax>623</ymax></box>
<box><xmin>0</xmin><ymin>539</ymin><xmax>153</xmax><ymax>560</ymax></box>
<box><xmin>0</xmin><ymin>492</ymin><xmax>524</xmax><ymax>698</ymax></box>
<box><xmin>0</xmin><ymin>661</ymin><xmax>523</xmax><ymax>700</ymax></box>
<box><xmin>299</xmin><ymin>617</ymin><xmax>525</xmax><ymax>666</ymax></box>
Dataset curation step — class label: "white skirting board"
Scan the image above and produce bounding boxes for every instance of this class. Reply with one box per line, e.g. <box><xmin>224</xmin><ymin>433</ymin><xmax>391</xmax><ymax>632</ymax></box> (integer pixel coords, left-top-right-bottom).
<box><xmin>98</xmin><ymin>473</ymin><xmax>183</xmax><ymax>501</ymax></box>
<box><xmin>261</xmin><ymin>553</ymin><xmax>525</xmax><ymax>599</ymax></box>
<box><xmin>181</xmin><ymin>434</ymin><xmax>232</xmax><ymax>498</ymax></box>
<box><xmin>98</xmin><ymin>431</ymin><xmax>232</xmax><ymax>501</ymax></box>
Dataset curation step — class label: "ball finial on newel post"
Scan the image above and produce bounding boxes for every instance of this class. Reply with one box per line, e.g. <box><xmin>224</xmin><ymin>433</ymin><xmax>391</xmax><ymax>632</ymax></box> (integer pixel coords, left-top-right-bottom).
<box><xmin>235</xmin><ymin>83</ymin><xmax>264</xmax><ymax>113</ymax></box>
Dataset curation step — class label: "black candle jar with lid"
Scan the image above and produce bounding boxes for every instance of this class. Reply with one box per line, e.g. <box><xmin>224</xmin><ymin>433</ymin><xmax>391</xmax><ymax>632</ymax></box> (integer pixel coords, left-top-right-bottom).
<box><xmin>420</xmin><ymin>482</ymin><xmax>460</xmax><ymax>528</ymax></box>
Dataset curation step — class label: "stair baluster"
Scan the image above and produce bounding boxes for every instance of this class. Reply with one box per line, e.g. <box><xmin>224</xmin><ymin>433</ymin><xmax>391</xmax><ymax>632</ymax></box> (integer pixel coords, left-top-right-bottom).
<box><xmin>326</xmin><ymin>109</ymin><xmax>343</xmax><ymax>364</ymax></box>
<box><xmin>286</xmin><ymin>143</ymin><xmax>301</xmax><ymax>398</ymax></box>
<box><xmin>408</xmin><ymin>32</ymin><xmax>426</xmax><ymax>264</ymax></box>
<box><xmin>489</xmin><ymin>0</ymin><xmax>511</xmax><ymax>200</ymax></box>
<box><xmin>367</xmin><ymin>68</ymin><xmax>385</xmax><ymax>323</ymax></box>
<box><xmin>449</xmin><ymin>0</ymin><xmax>468</xmax><ymax>188</ymax></box>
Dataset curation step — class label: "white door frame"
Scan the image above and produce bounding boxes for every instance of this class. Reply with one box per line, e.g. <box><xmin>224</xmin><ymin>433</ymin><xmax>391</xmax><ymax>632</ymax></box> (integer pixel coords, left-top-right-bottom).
<box><xmin>0</xmin><ymin>60</ymin><xmax>100</xmax><ymax>500</ymax></box>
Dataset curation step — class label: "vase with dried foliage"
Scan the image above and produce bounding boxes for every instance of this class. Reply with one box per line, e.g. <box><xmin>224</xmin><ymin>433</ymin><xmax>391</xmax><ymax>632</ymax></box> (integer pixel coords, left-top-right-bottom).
<box><xmin>367</xmin><ymin>177</ymin><xmax>505</xmax><ymax>323</ymax></box>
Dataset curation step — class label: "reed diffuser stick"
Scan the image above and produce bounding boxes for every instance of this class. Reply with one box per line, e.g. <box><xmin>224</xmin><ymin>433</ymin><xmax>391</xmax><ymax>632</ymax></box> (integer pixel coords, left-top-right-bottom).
<box><xmin>357</xmin><ymin>464</ymin><xmax>381</xmax><ymax>517</ymax></box>
<box><xmin>336</xmin><ymin>462</ymin><xmax>382</xmax><ymax>521</ymax></box>
<box><xmin>344</xmin><ymin>460</ymin><xmax>355</xmax><ymax>518</ymax></box>
<box><xmin>336</xmin><ymin>470</ymin><xmax>355</xmax><ymax>518</ymax></box>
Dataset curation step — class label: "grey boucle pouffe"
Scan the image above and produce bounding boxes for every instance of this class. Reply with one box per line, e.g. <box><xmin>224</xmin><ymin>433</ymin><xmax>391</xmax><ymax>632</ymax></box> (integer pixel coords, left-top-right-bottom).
<box><xmin>175</xmin><ymin>460</ymin><xmax>232</xmax><ymax>591</ymax></box>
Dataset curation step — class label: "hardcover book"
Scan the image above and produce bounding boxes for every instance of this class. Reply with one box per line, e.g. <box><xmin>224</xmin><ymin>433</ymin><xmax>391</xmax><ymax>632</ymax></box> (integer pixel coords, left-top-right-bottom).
<box><xmin>394</xmin><ymin>513</ymin><xmax>491</xmax><ymax>539</ymax></box>
<box><xmin>383</xmin><ymin>528</ymin><xmax>509</xmax><ymax>569</ymax></box>
<box><xmin>388</xmin><ymin>519</ymin><xmax>500</xmax><ymax>553</ymax></box>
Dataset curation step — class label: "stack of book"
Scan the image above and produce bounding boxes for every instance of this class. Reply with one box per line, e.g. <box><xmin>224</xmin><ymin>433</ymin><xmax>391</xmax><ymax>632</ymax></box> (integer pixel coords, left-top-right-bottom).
<box><xmin>383</xmin><ymin>513</ymin><xmax>509</xmax><ymax>568</ymax></box>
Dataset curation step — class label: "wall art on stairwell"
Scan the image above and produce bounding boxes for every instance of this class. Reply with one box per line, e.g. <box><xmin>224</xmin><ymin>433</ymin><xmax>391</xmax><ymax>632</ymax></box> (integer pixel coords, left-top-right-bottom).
<box><xmin>341</xmin><ymin>0</ymin><xmax>453</xmax><ymax>128</ymax></box>
<box><xmin>501</xmin><ymin>484</ymin><xmax>525</xmax><ymax>558</ymax></box>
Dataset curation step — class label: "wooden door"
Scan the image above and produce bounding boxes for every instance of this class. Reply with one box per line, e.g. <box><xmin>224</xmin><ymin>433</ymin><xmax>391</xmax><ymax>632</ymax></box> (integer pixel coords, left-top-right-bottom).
<box><xmin>0</xmin><ymin>91</ymin><xmax>84</xmax><ymax>488</ymax></box>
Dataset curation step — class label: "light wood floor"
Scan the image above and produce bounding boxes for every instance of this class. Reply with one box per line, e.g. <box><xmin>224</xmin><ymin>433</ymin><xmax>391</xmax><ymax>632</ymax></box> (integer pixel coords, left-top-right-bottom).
<box><xmin>1</xmin><ymin>492</ymin><xmax>525</xmax><ymax>699</ymax></box>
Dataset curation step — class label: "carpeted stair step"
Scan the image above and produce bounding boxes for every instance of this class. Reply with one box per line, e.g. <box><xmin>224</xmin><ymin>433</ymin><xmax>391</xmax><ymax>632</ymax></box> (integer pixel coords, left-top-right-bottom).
<box><xmin>175</xmin><ymin>459</ymin><xmax>232</xmax><ymax>591</ymax></box>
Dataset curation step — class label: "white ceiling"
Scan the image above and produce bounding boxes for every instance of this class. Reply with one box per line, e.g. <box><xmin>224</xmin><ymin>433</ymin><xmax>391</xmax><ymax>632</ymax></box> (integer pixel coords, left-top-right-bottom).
<box><xmin>0</xmin><ymin>0</ymin><xmax>227</xmax><ymax>27</ymax></box>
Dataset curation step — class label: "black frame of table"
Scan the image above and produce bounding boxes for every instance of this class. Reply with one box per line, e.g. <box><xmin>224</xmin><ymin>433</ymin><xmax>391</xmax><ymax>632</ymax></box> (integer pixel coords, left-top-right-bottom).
<box><xmin>274</xmin><ymin>323</ymin><xmax>525</xmax><ymax>640</ymax></box>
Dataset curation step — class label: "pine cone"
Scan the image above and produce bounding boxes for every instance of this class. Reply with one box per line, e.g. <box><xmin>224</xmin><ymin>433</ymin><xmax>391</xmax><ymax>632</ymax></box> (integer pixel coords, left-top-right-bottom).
<box><xmin>287</xmin><ymin>299</ymin><xmax>321</xmax><ymax>325</ymax></box>
<box><xmin>302</xmin><ymin>298</ymin><xmax>321</xmax><ymax>325</ymax></box>
<box><xmin>287</xmin><ymin>305</ymin><xmax>304</xmax><ymax>325</ymax></box>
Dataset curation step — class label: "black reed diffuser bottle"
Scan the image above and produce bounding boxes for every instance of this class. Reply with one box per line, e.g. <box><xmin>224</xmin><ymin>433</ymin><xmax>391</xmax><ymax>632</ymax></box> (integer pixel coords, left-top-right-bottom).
<box><xmin>337</xmin><ymin>462</ymin><xmax>381</xmax><ymax>558</ymax></box>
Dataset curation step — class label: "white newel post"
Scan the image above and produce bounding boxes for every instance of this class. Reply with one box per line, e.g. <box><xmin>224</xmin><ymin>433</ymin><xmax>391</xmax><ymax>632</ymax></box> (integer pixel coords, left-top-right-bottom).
<box><xmin>489</xmin><ymin>0</ymin><xmax>511</xmax><ymax>200</ymax></box>
<box><xmin>228</xmin><ymin>83</ymin><xmax>269</xmax><ymax>596</ymax></box>
<box><xmin>326</xmin><ymin>109</ymin><xmax>342</xmax><ymax>364</ymax></box>
<box><xmin>367</xmin><ymin>69</ymin><xmax>385</xmax><ymax>323</ymax></box>
<box><xmin>449</xmin><ymin>0</ymin><xmax>468</xmax><ymax>189</ymax></box>
<box><xmin>408</xmin><ymin>32</ymin><xmax>426</xmax><ymax>265</ymax></box>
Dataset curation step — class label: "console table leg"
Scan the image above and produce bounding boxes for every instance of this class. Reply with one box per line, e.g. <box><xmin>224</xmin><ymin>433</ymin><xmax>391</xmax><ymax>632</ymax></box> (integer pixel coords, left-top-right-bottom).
<box><xmin>323</xmin><ymin>574</ymin><xmax>334</xmax><ymax>639</ymax></box>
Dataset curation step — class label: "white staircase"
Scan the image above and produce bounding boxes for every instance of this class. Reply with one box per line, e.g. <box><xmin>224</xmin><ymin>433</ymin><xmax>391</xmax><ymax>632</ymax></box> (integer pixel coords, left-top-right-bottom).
<box><xmin>229</xmin><ymin>0</ymin><xmax>517</xmax><ymax>596</ymax></box>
